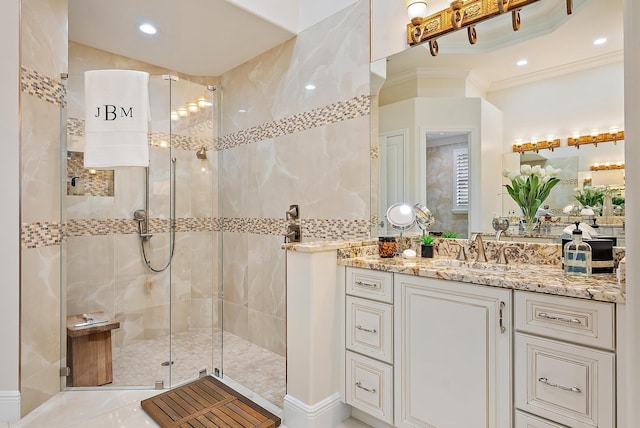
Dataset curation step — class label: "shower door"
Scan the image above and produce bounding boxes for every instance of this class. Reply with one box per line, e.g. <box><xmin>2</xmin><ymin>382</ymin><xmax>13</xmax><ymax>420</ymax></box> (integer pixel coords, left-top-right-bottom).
<box><xmin>60</xmin><ymin>73</ymin><xmax>220</xmax><ymax>389</ymax></box>
<box><xmin>165</xmin><ymin>76</ymin><xmax>221</xmax><ymax>388</ymax></box>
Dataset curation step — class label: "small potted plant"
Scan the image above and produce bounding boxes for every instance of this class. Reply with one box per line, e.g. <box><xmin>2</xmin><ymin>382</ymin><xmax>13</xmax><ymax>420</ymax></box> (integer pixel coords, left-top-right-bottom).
<box><xmin>441</xmin><ymin>232</ymin><xmax>459</xmax><ymax>239</ymax></box>
<box><xmin>420</xmin><ymin>235</ymin><xmax>434</xmax><ymax>258</ymax></box>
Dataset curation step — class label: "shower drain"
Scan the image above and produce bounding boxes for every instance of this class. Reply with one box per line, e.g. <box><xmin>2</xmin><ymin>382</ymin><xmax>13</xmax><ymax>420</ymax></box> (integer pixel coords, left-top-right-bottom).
<box><xmin>161</xmin><ymin>360</ymin><xmax>174</xmax><ymax>366</ymax></box>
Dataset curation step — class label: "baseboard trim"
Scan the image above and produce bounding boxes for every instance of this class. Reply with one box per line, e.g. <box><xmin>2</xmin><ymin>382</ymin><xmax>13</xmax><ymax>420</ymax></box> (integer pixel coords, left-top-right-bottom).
<box><xmin>351</xmin><ymin>408</ymin><xmax>394</xmax><ymax>428</ymax></box>
<box><xmin>283</xmin><ymin>393</ymin><xmax>350</xmax><ymax>428</ymax></box>
<box><xmin>0</xmin><ymin>390</ymin><xmax>20</xmax><ymax>422</ymax></box>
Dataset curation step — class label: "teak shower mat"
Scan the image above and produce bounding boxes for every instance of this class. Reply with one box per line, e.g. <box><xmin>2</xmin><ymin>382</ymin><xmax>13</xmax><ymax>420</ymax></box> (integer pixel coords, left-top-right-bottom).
<box><xmin>141</xmin><ymin>376</ymin><xmax>281</xmax><ymax>428</ymax></box>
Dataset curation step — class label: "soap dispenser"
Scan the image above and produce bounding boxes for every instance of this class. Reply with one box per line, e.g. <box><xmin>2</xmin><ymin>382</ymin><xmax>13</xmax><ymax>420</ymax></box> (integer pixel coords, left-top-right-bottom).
<box><xmin>563</xmin><ymin>221</ymin><xmax>592</xmax><ymax>277</ymax></box>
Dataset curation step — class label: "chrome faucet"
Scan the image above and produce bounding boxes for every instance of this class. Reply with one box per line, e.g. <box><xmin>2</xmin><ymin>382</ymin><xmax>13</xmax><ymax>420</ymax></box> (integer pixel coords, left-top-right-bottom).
<box><xmin>470</xmin><ymin>234</ymin><xmax>488</xmax><ymax>262</ymax></box>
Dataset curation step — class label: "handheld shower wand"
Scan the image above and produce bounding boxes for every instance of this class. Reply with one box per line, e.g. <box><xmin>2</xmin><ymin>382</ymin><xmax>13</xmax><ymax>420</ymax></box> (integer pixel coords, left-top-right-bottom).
<box><xmin>133</xmin><ymin>158</ymin><xmax>177</xmax><ymax>272</ymax></box>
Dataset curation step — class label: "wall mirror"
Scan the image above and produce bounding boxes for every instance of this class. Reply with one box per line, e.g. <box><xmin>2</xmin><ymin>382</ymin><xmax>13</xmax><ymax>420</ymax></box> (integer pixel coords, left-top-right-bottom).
<box><xmin>371</xmin><ymin>0</ymin><xmax>624</xmax><ymax>244</ymax></box>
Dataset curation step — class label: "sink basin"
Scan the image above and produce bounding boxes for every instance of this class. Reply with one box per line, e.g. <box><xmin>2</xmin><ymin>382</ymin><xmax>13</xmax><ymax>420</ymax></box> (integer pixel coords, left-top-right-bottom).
<box><xmin>430</xmin><ymin>259</ymin><xmax>515</xmax><ymax>273</ymax></box>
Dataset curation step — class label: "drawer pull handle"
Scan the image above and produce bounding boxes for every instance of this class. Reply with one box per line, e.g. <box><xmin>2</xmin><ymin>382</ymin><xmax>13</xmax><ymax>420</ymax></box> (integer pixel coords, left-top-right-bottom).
<box><xmin>355</xmin><ymin>325</ymin><xmax>377</xmax><ymax>334</ymax></box>
<box><xmin>538</xmin><ymin>377</ymin><xmax>582</xmax><ymax>393</ymax></box>
<box><xmin>355</xmin><ymin>382</ymin><xmax>376</xmax><ymax>393</ymax></box>
<box><xmin>355</xmin><ymin>280</ymin><xmax>379</xmax><ymax>288</ymax></box>
<box><xmin>499</xmin><ymin>301</ymin><xmax>506</xmax><ymax>334</ymax></box>
<box><xmin>538</xmin><ymin>312</ymin><xmax>582</xmax><ymax>324</ymax></box>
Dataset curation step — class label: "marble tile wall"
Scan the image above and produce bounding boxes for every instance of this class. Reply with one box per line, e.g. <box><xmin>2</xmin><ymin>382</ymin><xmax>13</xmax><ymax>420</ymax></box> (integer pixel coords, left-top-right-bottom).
<box><xmin>19</xmin><ymin>0</ymin><xmax>67</xmax><ymax>417</ymax></box>
<box><xmin>426</xmin><ymin>142</ymin><xmax>469</xmax><ymax>237</ymax></box>
<box><xmin>60</xmin><ymin>45</ymin><xmax>222</xmax><ymax>358</ymax></box>
<box><xmin>219</xmin><ymin>0</ymin><xmax>371</xmax><ymax>357</ymax></box>
<box><xmin>20</xmin><ymin>1</ymin><xmax>373</xmax><ymax>403</ymax></box>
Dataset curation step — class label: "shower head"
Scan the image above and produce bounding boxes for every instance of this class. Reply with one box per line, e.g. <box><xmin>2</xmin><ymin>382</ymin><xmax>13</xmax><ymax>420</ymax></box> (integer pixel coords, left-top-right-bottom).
<box><xmin>133</xmin><ymin>209</ymin><xmax>147</xmax><ymax>222</ymax></box>
<box><xmin>196</xmin><ymin>146</ymin><xmax>207</xmax><ymax>160</ymax></box>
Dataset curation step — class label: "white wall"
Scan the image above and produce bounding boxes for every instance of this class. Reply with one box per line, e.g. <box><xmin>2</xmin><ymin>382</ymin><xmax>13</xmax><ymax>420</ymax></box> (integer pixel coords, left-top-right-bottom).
<box><xmin>371</xmin><ymin>0</ymin><xmax>411</xmax><ymax>62</ymax></box>
<box><xmin>479</xmin><ymin>99</ymin><xmax>504</xmax><ymax>231</ymax></box>
<box><xmin>0</xmin><ymin>0</ymin><xmax>21</xmax><ymax>421</ymax></box>
<box><xmin>379</xmin><ymin>97</ymin><xmax>502</xmax><ymax>234</ymax></box>
<box><xmin>487</xmin><ymin>62</ymin><xmax>624</xmax><ymax>154</ymax></box>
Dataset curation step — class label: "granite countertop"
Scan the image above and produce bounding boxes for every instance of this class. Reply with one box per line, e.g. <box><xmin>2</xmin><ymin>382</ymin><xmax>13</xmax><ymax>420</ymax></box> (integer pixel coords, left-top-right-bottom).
<box><xmin>339</xmin><ymin>256</ymin><xmax>625</xmax><ymax>304</ymax></box>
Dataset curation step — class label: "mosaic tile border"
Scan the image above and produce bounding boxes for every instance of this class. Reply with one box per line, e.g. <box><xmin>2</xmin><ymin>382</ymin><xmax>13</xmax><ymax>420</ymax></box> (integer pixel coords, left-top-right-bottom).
<box><xmin>67</xmin><ymin>94</ymin><xmax>370</xmax><ymax>153</ymax></box>
<box><xmin>219</xmin><ymin>95</ymin><xmax>371</xmax><ymax>150</ymax></box>
<box><xmin>21</xmin><ymin>222</ymin><xmax>63</xmax><ymax>249</ymax></box>
<box><xmin>67</xmin><ymin>118</ymin><xmax>215</xmax><ymax>152</ymax></box>
<box><xmin>22</xmin><ymin>217</ymin><xmax>371</xmax><ymax>248</ymax></box>
<box><xmin>21</xmin><ymin>66</ymin><xmax>66</xmax><ymax>108</ymax></box>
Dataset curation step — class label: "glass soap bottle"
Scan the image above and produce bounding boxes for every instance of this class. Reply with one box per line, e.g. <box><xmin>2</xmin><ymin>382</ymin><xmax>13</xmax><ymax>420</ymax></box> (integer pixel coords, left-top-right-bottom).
<box><xmin>563</xmin><ymin>222</ymin><xmax>592</xmax><ymax>277</ymax></box>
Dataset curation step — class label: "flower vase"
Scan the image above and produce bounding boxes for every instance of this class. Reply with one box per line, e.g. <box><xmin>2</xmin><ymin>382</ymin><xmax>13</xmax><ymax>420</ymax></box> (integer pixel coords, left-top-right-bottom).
<box><xmin>520</xmin><ymin>206</ymin><xmax>539</xmax><ymax>233</ymax></box>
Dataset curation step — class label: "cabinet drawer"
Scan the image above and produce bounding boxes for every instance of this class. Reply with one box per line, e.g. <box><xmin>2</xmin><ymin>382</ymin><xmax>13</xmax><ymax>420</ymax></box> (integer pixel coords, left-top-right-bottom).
<box><xmin>345</xmin><ymin>351</ymin><xmax>393</xmax><ymax>425</ymax></box>
<box><xmin>515</xmin><ymin>333</ymin><xmax>615</xmax><ymax>428</ymax></box>
<box><xmin>347</xmin><ymin>267</ymin><xmax>393</xmax><ymax>303</ymax></box>
<box><xmin>515</xmin><ymin>291</ymin><xmax>615</xmax><ymax>350</ymax></box>
<box><xmin>346</xmin><ymin>296</ymin><xmax>393</xmax><ymax>363</ymax></box>
<box><xmin>515</xmin><ymin>410</ymin><xmax>568</xmax><ymax>427</ymax></box>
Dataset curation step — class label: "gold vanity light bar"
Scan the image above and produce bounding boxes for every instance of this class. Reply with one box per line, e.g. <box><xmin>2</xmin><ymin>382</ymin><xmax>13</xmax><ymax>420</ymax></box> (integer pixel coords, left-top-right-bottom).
<box><xmin>568</xmin><ymin>130</ymin><xmax>625</xmax><ymax>148</ymax></box>
<box><xmin>512</xmin><ymin>138</ymin><xmax>560</xmax><ymax>154</ymax></box>
<box><xmin>406</xmin><ymin>0</ymin><xmax>573</xmax><ymax>55</ymax></box>
<box><xmin>591</xmin><ymin>161</ymin><xmax>624</xmax><ymax>171</ymax></box>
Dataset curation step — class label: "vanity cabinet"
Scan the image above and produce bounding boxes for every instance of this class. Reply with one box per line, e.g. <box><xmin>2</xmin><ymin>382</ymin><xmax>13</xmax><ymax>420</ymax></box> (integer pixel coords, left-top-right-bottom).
<box><xmin>345</xmin><ymin>268</ymin><xmax>394</xmax><ymax>424</ymax></box>
<box><xmin>394</xmin><ymin>273</ymin><xmax>512</xmax><ymax>428</ymax></box>
<box><xmin>343</xmin><ymin>267</ymin><xmax>619</xmax><ymax>428</ymax></box>
<box><xmin>514</xmin><ymin>291</ymin><xmax>616</xmax><ymax>428</ymax></box>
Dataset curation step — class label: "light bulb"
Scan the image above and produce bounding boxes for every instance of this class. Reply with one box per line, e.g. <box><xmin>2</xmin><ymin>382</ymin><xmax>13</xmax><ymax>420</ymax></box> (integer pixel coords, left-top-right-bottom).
<box><xmin>197</xmin><ymin>96</ymin><xmax>211</xmax><ymax>107</ymax></box>
<box><xmin>187</xmin><ymin>102</ymin><xmax>199</xmax><ymax>113</ymax></box>
<box><xmin>177</xmin><ymin>107</ymin><xmax>188</xmax><ymax>117</ymax></box>
<box><xmin>139</xmin><ymin>23</ymin><xmax>157</xmax><ymax>35</ymax></box>
<box><xmin>407</xmin><ymin>1</ymin><xmax>428</xmax><ymax>25</ymax></box>
<box><xmin>171</xmin><ymin>110</ymin><xmax>179</xmax><ymax>121</ymax></box>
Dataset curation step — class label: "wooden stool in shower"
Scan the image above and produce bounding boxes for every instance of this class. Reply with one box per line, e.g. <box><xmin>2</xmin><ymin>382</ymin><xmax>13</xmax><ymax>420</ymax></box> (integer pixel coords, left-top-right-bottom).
<box><xmin>66</xmin><ymin>312</ymin><xmax>120</xmax><ymax>387</ymax></box>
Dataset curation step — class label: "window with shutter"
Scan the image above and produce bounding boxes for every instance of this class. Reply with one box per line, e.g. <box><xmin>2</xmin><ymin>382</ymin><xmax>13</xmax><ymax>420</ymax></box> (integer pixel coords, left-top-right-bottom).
<box><xmin>453</xmin><ymin>148</ymin><xmax>469</xmax><ymax>213</ymax></box>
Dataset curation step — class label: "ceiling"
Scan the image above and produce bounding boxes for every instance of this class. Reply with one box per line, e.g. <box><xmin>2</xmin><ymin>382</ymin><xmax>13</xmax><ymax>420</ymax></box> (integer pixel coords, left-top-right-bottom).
<box><xmin>384</xmin><ymin>0</ymin><xmax>623</xmax><ymax>91</ymax></box>
<box><xmin>69</xmin><ymin>0</ymin><xmax>623</xmax><ymax>84</ymax></box>
<box><xmin>68</xmin><ymin>0</ymin><xmax>297</xmax><ymax>76</ymax></box>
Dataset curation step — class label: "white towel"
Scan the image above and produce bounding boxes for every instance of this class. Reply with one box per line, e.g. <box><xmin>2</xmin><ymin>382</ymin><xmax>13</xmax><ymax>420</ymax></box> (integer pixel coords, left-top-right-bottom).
<box><xmin>84</xmin><ymin>70</ymin><xmax>150</xmax><ymax>168</ymax></box>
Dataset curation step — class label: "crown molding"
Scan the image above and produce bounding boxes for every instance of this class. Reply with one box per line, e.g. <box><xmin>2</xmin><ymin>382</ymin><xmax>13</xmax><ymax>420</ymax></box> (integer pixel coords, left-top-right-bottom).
<box><xmin>488</xmin><ymin>50</ymin><xmax>624</xmax><ymax>92</ymax></box>
<box><xmin>384</xmin><ymin>67</ymin><xmax>472</xmax><ymax>89</ymax></box>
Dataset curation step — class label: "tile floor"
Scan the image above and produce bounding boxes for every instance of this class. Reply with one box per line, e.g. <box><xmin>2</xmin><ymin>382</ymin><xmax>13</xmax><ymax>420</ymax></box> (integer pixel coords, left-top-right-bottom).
<box><xmin>3</xmin><ymin>385</ymin><xmax>371</xmax><ymax>428</ymax></box>
<box><xmin>110</xmin><ymin>328</ymin><xmax>286</xmax><ymax>408</ymax></box>
<box><xmin>3</xmin><ymin>328</ymin><xmax>370</xmax><ymax>427</ymax></box>
<box><xmin>4</xmin><ymin>326</ymin><xmax>370</xmax><ymax>427</ymax></box>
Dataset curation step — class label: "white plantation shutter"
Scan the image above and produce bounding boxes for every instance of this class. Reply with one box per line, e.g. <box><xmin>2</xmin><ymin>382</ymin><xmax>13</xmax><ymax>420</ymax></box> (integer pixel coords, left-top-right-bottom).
<box><xmin>453</xmin><ymin>148</ymin><xmax>469</xmax><ymax>213</ymax></box>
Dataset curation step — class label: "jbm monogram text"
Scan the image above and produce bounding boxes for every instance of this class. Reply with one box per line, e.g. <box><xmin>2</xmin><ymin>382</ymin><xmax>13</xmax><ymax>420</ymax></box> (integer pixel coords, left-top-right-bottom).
<box><xmin>94</xmin><ymin>105</ymin><xmax>134</xmax><ymax>120</ymax></box>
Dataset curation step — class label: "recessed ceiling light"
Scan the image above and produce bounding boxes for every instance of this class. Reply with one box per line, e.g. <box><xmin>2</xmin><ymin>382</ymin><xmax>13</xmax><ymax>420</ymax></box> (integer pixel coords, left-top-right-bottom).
<box><xmin>238</xmin><ymin>109</ymin><xmax>247</xmax><ymax>113</ymax></box>
<box><xmin>139</xmin><ymin>23</ymin><xmax>157</xmax><ymax>35</ymax></box>
<box><xmin>593</xmin><ymin>37</ymin><xmax>607</xmax><ymax>46</ymax></box>
<box><xmin>305</xmin><ymin>84</ymin><xmax>316</xmax><ymax>90</ymax></box>
<box><xmin>516</xmin><ymin>59</ymin><xmax>528</xmax><ymax>66</ymax></box>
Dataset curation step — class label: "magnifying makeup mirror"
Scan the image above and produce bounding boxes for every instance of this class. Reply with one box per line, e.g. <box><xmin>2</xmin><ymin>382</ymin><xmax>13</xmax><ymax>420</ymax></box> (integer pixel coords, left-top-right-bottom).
<box><xmin>414</xmin><ymin>203</ymin><xmax>435</xmax><ymax>235</ymax></box>
<box><xmin>386</xmin><ymin>203</ymin><xmax>416</xmax><ymax>254</ymax></box>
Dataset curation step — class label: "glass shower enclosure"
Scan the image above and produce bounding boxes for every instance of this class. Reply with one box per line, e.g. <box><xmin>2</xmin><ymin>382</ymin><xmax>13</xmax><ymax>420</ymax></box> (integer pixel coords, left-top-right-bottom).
<box><xmin>60</xmin><ymin>73</ymin><xmax>221</xmax><ymax>390</ymax></box>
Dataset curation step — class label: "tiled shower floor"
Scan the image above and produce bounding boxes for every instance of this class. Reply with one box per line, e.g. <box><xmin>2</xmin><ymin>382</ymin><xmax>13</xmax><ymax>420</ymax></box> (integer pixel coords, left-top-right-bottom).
<box><xmin>107</xmin><ymin>328</ymin><xmax>286</xmax><ymax>409</ymax></box>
